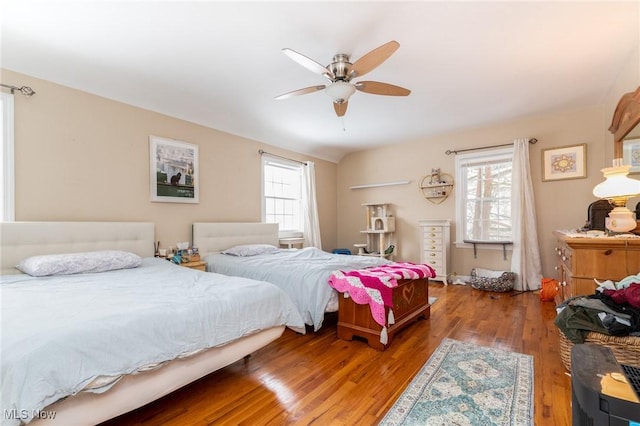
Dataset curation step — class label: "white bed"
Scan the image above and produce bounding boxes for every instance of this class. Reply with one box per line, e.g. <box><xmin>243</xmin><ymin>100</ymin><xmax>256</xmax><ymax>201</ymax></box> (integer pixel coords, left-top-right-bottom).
<box><xmin>192</xmin><ymin>222</ymin><xmax>390</xmax><ymax>331</ymax></box>
<box><xmin>0</xmin><ymin>221</ymin><xmax>305</xmax><ymax>426</ymax></box>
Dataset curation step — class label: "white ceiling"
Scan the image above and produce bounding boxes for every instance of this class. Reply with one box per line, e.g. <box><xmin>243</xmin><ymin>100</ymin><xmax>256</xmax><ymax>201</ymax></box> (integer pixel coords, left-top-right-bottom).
<box><xmin>2</xmin><ymin>1</ymin><xmax>638</xmax><ymax>163</ymax></box>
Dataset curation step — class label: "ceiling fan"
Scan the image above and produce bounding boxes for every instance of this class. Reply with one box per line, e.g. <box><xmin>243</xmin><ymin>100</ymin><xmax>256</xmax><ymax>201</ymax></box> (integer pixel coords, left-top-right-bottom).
<box><xmin>275</xmin><ymin>40</ymin><xmax>411</xmax><ymax>117</ymax></box>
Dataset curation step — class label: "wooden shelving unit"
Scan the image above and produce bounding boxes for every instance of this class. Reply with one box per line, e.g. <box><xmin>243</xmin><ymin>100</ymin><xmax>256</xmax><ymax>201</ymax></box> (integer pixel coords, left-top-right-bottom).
<box><xmin>358</xmin><ymin>203</ymin><xmax>395</xmax><ymax>258</ymax></box>
<box><xmin>418</xmin><ymin>169</ymin><xmax>454</xmax><ymax>204</ymax></box>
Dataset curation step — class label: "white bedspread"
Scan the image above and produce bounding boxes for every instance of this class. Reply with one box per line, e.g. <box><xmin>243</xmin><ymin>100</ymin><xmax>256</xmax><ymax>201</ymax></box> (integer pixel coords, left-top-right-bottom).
<box><xmin>0</xmin><ymin>258</ymin><xmax>305</xmax><ymax>426</ymax></box>
<box><xmin>204</xmin><ymin>247</ymin><xmax>390</xmax><ymax>331</ymax></box>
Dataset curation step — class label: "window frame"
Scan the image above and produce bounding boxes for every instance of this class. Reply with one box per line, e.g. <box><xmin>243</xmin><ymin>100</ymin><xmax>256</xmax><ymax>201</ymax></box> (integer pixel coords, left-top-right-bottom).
<box><xmin>261</xmin><ymin>155</ymin><xmax>304</xmax><ymax>238</ymax></box>
<box><xmin>454</xmin><ymin>146</ymin><xmax>514</xmax><ymax>249</ymax></box>
<box><xmin>1</xmin><ymin>92</ymin><xmax>15</xmax><ymax>222</ymax></box>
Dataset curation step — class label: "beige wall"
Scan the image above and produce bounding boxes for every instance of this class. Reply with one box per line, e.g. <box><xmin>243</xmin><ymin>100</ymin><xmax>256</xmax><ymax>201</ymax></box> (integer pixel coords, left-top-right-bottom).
<box><xmin>6</xmin><ymin>53</ymin><xmax>639</xmax><ymax>277</ymax></box>
<box><xmin>337</xmin><ymin>41</ymin><xmax>639</xmax><ymax>282</ymax></box>
<box><xmin>338</xmin><ymin>105</ymin><xmax>618</xmax><ymax>280</ymax></box>
<box><xmin>4</xmin><ymin>69</ymin><xmax>338</xmax><ymax>251</ymax></box>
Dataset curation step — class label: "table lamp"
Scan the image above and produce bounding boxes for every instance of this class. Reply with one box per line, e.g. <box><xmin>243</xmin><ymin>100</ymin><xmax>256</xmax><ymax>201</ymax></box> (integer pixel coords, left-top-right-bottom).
<box><xmin>592</xmin><ymin>159</ymin><xmax>640</xmax><ymax>233</ymax></box>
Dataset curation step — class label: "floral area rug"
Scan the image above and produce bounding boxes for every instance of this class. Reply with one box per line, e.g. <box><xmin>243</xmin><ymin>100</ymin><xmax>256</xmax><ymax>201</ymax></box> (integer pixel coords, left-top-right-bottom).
<box><xmin>379</xmin><ymin>338</ymin><xmax>534</xmax><ymax>425</ymax></box>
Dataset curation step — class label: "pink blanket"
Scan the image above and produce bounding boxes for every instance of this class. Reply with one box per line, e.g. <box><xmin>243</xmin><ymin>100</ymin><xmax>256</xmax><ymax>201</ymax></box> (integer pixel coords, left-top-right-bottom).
<box><xmin>328</xmin><ymin>262</ymin><xmax>435</xmax><ymax>340</ymax></box>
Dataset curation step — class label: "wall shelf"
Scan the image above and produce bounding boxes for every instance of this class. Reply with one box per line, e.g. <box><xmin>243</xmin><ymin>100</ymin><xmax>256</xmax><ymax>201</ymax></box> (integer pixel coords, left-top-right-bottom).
<box><xmin>418</xmin><ymin>170</ymin><xmax>453</xmax><ymax>204</ymax></box>
<box><xmin>350</xmin><ymin>180</ymin><xmax>410</xmax><ymax>190</ymax></box>
<box><xmin>421</xmin><ymin>183</ymin><xmax>454</xmax><ymax>199</ymax></box>
<box><xmin>463</xmin><ymin>239</ymin><xmax>513</xmax><ymax>260</ymax></box>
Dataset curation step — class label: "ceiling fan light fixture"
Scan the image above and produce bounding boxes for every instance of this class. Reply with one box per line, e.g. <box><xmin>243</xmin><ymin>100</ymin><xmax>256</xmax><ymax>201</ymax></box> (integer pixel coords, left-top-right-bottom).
<box><xmin>324</xmin><ymin>81</ymin><xmax>356</xmax><ymax>103</ymax></box>
<box><xmin>279</xmin><ymin>41</ymin><xmax>407</xmax><ymax>116</ymax></box>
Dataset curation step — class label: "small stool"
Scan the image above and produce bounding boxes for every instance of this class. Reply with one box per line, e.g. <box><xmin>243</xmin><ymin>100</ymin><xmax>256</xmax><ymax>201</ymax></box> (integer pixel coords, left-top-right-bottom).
<box><xmin>354</xmin><ymin>243</ymin><xmax>368</xmax><ymax>255</ymax></box>
<box><xmin>279</xmin><ymin>237</ymin><xmax>305</xmax><ymax>249</ymax></box>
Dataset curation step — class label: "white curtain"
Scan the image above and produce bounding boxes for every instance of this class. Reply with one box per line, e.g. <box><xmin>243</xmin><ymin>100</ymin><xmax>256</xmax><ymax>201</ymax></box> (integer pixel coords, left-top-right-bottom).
<box><xmin>302</xmin><ymin>161</ymin><xmax>322</xmax><ymax>249</ymax></box>
<box><xmin>510</xmin><ymin>138</ymin><xmax>542</xmax><ymax>291</ymax></box>
<box><xmin>1</xmin><ymin>92</ymin><xmax>15</xmax><ymax>222</ymax></box>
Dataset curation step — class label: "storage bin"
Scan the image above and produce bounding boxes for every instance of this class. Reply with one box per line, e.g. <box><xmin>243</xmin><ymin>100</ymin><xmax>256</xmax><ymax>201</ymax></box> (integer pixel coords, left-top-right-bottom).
<box><xmin>332</xmin><ymin>249</ymin><xmax>351</xmax><ymax>255</ymax></box>
<box><xmin>470</xmin><ymin>268</ymin><xmax>515</xmax><ymax>292</ymax></box>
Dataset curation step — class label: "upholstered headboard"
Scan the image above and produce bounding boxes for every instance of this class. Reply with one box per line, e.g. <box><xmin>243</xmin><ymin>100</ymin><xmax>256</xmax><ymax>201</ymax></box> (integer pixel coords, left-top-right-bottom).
<box><xmin>192</xmin><ymin>222</ymin><xmax>279</xmax><ymax>256</ymax></box>
<box><xmin>0</xmin><ymin>221</ymin><xmax>155</xmax><ymax>275</ymax></box>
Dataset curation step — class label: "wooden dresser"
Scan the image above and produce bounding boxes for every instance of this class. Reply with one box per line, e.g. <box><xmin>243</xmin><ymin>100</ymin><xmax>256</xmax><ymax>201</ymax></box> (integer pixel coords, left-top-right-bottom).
<box><xmin>553</xmin><ymin>230</ymin><xmax>640</xmax><ymax>303</ymax></box>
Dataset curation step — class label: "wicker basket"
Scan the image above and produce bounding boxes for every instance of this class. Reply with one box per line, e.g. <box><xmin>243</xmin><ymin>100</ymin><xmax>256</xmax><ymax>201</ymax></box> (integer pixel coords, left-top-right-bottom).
<box><xmin>558</xmin><ymin>329</ymin><xmax>640</xmax><ymax>372</ymax></box>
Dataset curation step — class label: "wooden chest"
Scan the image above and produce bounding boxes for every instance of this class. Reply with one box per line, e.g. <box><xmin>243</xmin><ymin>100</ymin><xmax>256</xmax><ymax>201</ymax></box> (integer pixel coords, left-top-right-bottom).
<box><xmin>337</xmin><ymin>277</ymin><xmax>430</xmax><ymax>351</ymax></box>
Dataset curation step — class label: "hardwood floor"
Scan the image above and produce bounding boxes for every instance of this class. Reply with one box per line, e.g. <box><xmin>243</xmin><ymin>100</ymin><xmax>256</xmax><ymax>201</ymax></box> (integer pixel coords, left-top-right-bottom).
<box><xmin>102</xmin><ymin>283</ymin><xmax>572</xmax><ymax>425</ymax></box>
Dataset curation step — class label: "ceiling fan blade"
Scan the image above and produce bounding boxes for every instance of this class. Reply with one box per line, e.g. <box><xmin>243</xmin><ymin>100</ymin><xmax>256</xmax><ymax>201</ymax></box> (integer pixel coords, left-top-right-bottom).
<box><xmin>350</xmin><ymin>40</ymin><xmax>400</xmax><ymax>78</ymax></box>
<box><xmin>275</xmin><ymin>85</ymin><xmax>326</xmax><ymax>100</ymax></box>
<box><xmin>282</xmin><ymin>48</ymin><xmax>335</xmax><ymax>80</ymax></box>
<box><xmin>333</xmin><ymin>101</ymin><xmax>348</xmax><ymax>117</ymax></box>
<box><xmin>355</xmin><ymin>81</ymin><xmax>411</xmax><ymax>96</ymax></box>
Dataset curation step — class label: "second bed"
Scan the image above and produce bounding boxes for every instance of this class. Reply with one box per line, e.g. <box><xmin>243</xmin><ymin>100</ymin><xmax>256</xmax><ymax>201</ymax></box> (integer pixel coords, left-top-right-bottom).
<box><xmin>192</xmin><ymin>222</ymin><xmax>390</xmax><ymax>331</ymax></box>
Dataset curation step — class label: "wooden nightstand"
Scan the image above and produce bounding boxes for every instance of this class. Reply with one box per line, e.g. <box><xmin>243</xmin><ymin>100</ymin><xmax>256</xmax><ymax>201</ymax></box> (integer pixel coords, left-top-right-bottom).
<box><xmin>180</xmin><ymin>260</ymin><xmax>207</xmax><ymax>271</ymax></box>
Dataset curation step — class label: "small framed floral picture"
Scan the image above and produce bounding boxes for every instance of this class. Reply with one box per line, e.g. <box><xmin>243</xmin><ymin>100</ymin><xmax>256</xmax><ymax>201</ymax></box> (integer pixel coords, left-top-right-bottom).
<box><xmin>541</xmin><ymin>143</ymin><xmax>587</xmax><ymax>182</ymax></box>
<box><xmin>622</xmin><ymin>137</ymin><xmax>640</xmax><ymax>174</ymax></box>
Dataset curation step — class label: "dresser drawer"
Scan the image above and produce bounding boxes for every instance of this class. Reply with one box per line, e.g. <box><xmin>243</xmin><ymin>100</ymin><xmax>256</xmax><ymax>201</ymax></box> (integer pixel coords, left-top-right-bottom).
<box><xmin>423</xmin><ymin>230</ymin><xmax>442</xmax><ymax>240</ymax></box>
<box><xmin>573</xmin><ymin>248</ymin><xmax>637</xmax><ymax>280</ymax></box>
<box><xmin>424</xmin><ymin>241</ymin><xmax>443</xmax><ymax>251</ymax></box>
<box><xmin>555</xmin><ymin>244</ymin><xmax>572</xmax><ymax>272</ymax></box>
<box><xmin>424</xmin><ymin>236</ymin><xmax>443</xmax><ymax>246</ymax></box>
<box><xmin>423</xmin><ymin>240</ymin><xmax>443</xmax><ymax>250</ymax></box>
<box><xmin>423</xmin><ymin>257</ymin><xmax>442</xmax><ymax>269</ymax></box>
<box><xmin>572</xmin><ymin>277</ymin><xmax>598</xmax><ymax>297</ymax></box>
<box><xmin>423</xmin><ymin>226</ymin><xmax>442</xmax><ymax>233</ymax></box>
<box><xmin>423</xmin><ymin>250</ymin><xmax>442</xmax><ymax>262</ymax></box>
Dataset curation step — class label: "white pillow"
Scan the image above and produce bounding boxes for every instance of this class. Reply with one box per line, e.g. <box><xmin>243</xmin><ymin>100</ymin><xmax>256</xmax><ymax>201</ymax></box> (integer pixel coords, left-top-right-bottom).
<box><xmin>221</xmin><ymin>244</ymin><xmax>278</xmax><ymax>257</ymax></box>
<box><xmin>16</xmin><ymin>250</ymin><xmax>142</xmax><ymax>277</ymax></box>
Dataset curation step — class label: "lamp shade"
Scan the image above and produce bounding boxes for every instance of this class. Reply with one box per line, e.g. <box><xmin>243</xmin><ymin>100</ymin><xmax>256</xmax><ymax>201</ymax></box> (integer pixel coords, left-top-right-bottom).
<box><xmin>593</xmin><ymin>161</ymin><xmax>640</xmax><ymax>233</ymax></box>
<box><xmin>592</xmin><ymin>164</ymin><xmax>640</xmax><ymax>201</ymax></box>
<box><xmin>324</xmin><ymin>82</ymin><xmax>356</xmax><ymax>103</ymax></box>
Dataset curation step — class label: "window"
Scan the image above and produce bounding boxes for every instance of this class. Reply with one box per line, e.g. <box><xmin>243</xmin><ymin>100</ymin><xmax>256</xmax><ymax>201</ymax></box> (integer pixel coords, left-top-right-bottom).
<box><xmin>455</xmin><ymin>147</ymin><xmax>513</xmax><ymax>244</ymax></box>
<box><xmin>1</xmin><ymin>92</ymin><xmax>15</xmax><ymax>221</ymax></box>
<box><xmin>262</xmin><ymin>156</ymin><xmax>303</xmax><ymax>235</ymax></box>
